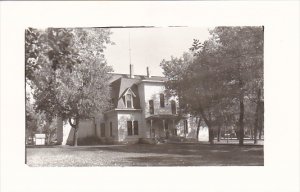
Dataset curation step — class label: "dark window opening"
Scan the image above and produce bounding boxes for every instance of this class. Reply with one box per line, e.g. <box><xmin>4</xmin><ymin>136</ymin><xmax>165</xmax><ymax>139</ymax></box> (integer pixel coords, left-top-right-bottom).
<box><xmin>184</xmin><ymin>120</ymin><xmax>188</xmax><ymax>134</ymax></box>
<box><xmin>160</xmin><ymin>94</ymin><xmax>165</xmax><ymax>107</ymax></box>
<box><xmin>174</xmin><ymin>129</ymin><xmax>177</xmax><ymax>136</ymax></box>
<box><xmin>171</xmin><ymin>100</ymin><xmax>176</xmax><ymax>114</ymax></box>
<box><xmin>164</xmin><ymin>121</ymin><xmax>168</xmax><ymax>130</ymax></box>
<box><xmin>149</xmin><ymin>100</ymin><xmax>154</xmax><ymax>114</ymax></box>
<box><xmin>127</xmin><ymin>121</ymin><xmax>133</xmax><ymax>136</ymax></box>
<box><xmin>110</xmin><ymin>122</ymin><xmax>113</xmax><ymax>137</ymax></box>
<box><xmin>101</xmin><ymin>123</ymin><xmax>105</xmax><ymax>137</ymax></box>
<box><xmin>133</xmin><ymin>121</ymin><xmax>138</xmax><ymax>135</ymax></box>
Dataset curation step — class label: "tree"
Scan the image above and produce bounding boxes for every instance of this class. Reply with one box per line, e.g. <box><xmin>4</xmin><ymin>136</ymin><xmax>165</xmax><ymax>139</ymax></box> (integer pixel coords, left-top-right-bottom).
<box><xmin>161</xmin><ymin>27</ymin><xmax>264</xmax><ymax>145</ymax></box>
<box><xmin>210</xmin><ymin>27</ymin><xmax>264</xmax><ymax>145</ymax></box>
<box><xmin>26</xmin><ymin>95</ymin><xmax>38</xmax><ymax>140</ymax></box>
<box><xmin>55</xmin><ymin>60</ymin><xmax>112</xmax><ymax>146</ymax></box>
<box><xmin>161</xmin><ymin>50</ymin><xmax>223</xmax><ymax>144</ymax></box>
<box><xmin>27</xmin><ymin>28</ymin><xmax>114</xmax><ymax>146</ymax></box>
<box><xmin>25</xmin><ymin>28</ymin><xmax>43</xmax><ymax>83</ymax></box>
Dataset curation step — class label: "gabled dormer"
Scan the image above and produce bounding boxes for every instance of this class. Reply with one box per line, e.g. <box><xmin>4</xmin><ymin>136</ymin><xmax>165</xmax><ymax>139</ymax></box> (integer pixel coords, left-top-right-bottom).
<box><xmin>120</xmin><ymin>88</ymin><xmax>136</xmax><ymax>109</ymax></box>
<box><xmin>109</xmin><ymin>76</ymin><xmax>141</xmax><ymax>110</ymax></box>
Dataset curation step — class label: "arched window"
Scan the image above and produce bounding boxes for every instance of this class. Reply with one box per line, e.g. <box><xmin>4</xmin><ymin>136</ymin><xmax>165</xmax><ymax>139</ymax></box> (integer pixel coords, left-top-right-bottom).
<box><xmin>160</xmin><ymin>93</ymin><xmax>165</xmax><ymax>107</ymax></box>
<box><xmin>125</xmin><ymin>94</ymin><xmax>133</xmax><ymax>108</ymax></box>
<box><xmin>171</xmin><ymin>100</ymin><xmax>176</xmax><ymax>114</ymax></box>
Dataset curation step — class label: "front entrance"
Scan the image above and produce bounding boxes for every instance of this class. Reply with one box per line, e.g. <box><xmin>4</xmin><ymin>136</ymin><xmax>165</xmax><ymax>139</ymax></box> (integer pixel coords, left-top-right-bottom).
<box><xmin>147</xmin><ymin>116</ymin><xmax>179</xmax><ymax>139</ymax></box>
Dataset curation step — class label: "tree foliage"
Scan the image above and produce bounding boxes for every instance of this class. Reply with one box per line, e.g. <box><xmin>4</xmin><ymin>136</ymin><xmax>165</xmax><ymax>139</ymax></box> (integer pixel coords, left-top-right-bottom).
<box><xmin>26</xmin><ymin>28</ymin><xmax>114</xmax><ymax>146</ymax></box>
<box><xmin>160</xmin><ymin>26</ymin><xmax>264</xmax><ymax>145</ymax></box>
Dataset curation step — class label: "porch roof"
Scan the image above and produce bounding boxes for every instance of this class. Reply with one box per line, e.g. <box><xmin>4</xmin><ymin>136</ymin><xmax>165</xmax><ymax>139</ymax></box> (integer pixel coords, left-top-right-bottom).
<box><xmin>146</xmin><ymin>114</ymin><xmax>185</xmax><ymax>121</ymax></box>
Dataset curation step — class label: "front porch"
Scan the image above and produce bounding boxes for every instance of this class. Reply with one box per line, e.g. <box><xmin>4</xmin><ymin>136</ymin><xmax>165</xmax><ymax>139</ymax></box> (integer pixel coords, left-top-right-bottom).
<box><xmin>146</xmin><ymin>114</ymin><xmax>187</xmax><ymax>139</ymax></box>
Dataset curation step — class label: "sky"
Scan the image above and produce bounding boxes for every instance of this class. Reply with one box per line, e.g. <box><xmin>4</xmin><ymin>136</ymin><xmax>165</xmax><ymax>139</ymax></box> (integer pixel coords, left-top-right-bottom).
<box><xmin>104</xmin><ymin>27</ymin><xmax>211</xmax><ymax>77</ymax></box>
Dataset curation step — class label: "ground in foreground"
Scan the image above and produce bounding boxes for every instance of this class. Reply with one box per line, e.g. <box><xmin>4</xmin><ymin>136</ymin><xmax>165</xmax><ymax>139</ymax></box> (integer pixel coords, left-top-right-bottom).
<box><xmin>26</xmin><ymin>143</ymin><xmax>263</xmax><ymax>166</ymax></box>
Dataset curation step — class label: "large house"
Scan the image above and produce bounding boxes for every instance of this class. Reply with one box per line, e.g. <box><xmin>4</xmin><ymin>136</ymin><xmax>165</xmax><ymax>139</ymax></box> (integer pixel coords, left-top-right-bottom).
<box><xmin>57</xmin><ymin>65</ymin><xmax>208</xmax><ymax>145</ymax></box>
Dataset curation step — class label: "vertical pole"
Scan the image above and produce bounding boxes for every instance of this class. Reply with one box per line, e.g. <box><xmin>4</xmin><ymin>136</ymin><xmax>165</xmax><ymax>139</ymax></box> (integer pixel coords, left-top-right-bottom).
<box><xmin>226</xmin><ymin>126</ymin><xmax>229</xmax><ymax>144</ymax></box>
<box><xmin>163</xmin><ymin>119</ymin><xmax>165</xmax><ymax>137</ymax></box>
<box><xmin>129</xmin><ymin>32</ymin><xmax>132</xmax><ymax>65</ymax></box>
<box><xmin>132</xmin><ymin>120</ymin><xmax>133</xmax><ymax>135</ymax></box>
<box><xmin>150</xmin><ymin>119</ymin><xmax>153</xmax><ymax>138</ymax></box>
<box><xmin>173</xmin><ymin>119</ymin><xmax>175</xmax><ymax>136</ymax></box>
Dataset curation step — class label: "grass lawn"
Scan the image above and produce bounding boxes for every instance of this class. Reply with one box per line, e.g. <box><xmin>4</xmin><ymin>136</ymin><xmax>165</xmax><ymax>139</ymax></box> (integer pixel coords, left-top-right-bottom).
<box><xmin>26</xmin><ymin>143</ymin><xmax>263</xmax><ymax>166</ymax></box>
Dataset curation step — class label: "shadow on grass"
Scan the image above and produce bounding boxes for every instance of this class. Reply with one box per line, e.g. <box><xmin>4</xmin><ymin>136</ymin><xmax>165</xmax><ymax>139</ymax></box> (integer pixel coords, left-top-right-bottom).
<box><xmin>65</xmin><ymin>143</ymin><xmax>263</xmax><ymax>158</ymax></box>
<box><xmin>27</xmin><ymin>143</ymin><xmax>264</xmax><ymax>166</ymax></box>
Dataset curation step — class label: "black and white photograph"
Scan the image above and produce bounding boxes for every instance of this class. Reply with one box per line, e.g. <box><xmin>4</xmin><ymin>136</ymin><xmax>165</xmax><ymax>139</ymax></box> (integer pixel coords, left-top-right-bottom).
<box><xmin>1</xmin><ymin>1</ymin><xmax>299</xmax><ymax>192</ymax></box>
<box><xmin>25</xmin><ymin>26</ymin><xmax>264</xmax><ymax>166</ymax></box>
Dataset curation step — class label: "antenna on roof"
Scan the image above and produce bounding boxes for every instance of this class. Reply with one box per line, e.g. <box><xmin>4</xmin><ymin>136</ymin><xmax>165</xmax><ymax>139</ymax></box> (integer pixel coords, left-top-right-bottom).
<box><xmin>129</xmin><ymin>32</ymin><xmax>132</xmax><ymax>65</ymax></box>
<box><xmin>129</xmin><ymin>32</ymin><xmax>134</xmax><ymax>78</ymax></box>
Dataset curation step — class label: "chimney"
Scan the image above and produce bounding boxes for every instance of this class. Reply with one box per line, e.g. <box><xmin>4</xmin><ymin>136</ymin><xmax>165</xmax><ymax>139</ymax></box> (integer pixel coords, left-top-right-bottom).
<box><xmin>129</xmin><ymin>64</ymin><xmax>134</xmax><ymax>78</ymax></box>
<box><xmin>146</xmin><ymin>66</ymin><xmax>151</xmax><ymax>78</ymax></box>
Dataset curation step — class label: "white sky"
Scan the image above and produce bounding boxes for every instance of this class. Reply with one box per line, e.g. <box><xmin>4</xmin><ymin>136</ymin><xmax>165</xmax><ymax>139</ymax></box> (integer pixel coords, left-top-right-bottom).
<box><xmin>104</xmin><ymin>27</ymin><xmax>210</xmax><ymax>76</ymax></box>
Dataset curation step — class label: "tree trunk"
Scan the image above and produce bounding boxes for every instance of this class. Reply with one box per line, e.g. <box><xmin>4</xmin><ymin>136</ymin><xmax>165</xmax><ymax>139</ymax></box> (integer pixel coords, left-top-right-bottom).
<box><xmin>239</xmin><ymin>96</ymin><xmax>245</xmax><ymax>146</ymax></box>
<box><xmin>199</xmin><ymin>107</ymin><xmax>214</xmax><ymax>144</ymax></box>
<box><xmin>254</xmin><ymin>124</ymin><xmax>258</xmax><ymax>144</ymax></box>
<box><xmin>73</xmin><ymin>127</ymin><xmax>78</xmax><ymax>146</ymax></box>
<box><xmin>74</xmin><ymin>118</ymin><xmax>80</xmax><ymax>146</ymax></box>
<box><xmin>69</xmin><ymin>117</ymin><xmax>79</xmax><ymax>146</ymax></box>
<box><xmin>47</xmin><ymin>133</ymin><xmax>51</xmax><ymax>145</ymax></box>
<box><xmin>209</xmin><ymin>128</ymin><xmax>214</xmax><ymax>144</ymax></box>
<box><xmin>259</xmin><ymin>126</ymin><xmax>262</xmax><ymax>140</ymax></box>
<box><xmin>249</xmin><ymin>127</ymin><xmax>253</xmax><ymax>140</ymax></box>
<box><xmin>208</xmin><ymin>112</ymin><xmax>214</xmax><ymax>144</ymax></box>
<box><xmin>254</xmin><ymin>89</ymin><xmax>261</xmax><ymax>144</ymax></box>
<box><xmin>217</xmin><ymin>125</ymin><xmax>221</xmax><ymax>142</ymax></box>
<box><xmin>196</xmin><ymin>117</ymin><xmax>201</xmax><ymax>141</ymax></box>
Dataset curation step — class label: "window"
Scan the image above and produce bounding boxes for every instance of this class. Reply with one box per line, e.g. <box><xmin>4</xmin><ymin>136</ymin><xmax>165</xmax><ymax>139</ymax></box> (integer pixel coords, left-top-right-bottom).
<box><xmin>125</xmin><ymin>94</ymin><xmax>133</xmax><ymax>108</ymax></box>
<box><xmin>110</xmin><ymin>122</ymin><xmax>113</xmax><ymax>137</ymax></box>
<box><xmin>173</xmin><ymin>129</ymin><xmax>177</xmax><ymax>136</ymax></box>
<box><xmin>160</xmin><ymin>94</ymin><xmax>165</xmax><ymax>107</ymax></box>
<box><xmin>184</xmin><ymin>120</ymin><xmax>188</xmax><ymax>134</ymax></box>
<box><xmin>164</xmin><ymin>121</ymin><xmax>168</xmax><ymax>130</ymax></box>
<box><xmin>171</xmin><ymin>100</ymin><xmax>176</xmax><ymax>114</ymax></box>
<box><xmin>127</xmin><ymin>121</ymin><xmax>133</xmax><ymax>136</ymax></box>
<box><xmin>100</xmin><ymin>123</ymin><xmax>105</xmax><ymax>137</ymax></box>
<box><xmin>127</xmin><ymin>121</ymin><xmax>138</xmax><ymax>136</ymax></box>
<box><xmin>133</xmin><ymin>121</ymin><xmax>138</xmax><ymax>135</ymax></box>
<box><xmin>149</xmin><ymin>100</ymin><xmax>154</xmax><ymax>114</ymax></box>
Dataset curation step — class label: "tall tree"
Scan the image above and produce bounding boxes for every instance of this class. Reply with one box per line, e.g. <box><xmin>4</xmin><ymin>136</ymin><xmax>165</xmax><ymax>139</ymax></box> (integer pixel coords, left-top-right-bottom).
<box><xmin>210</xmin><ymin>27</ymin><xmax>264</xmax><ymax>145</ymax></box>
<box><xmin>55</xmin><ymin>60</ymin><xmax>112</xmax><ymax>146</ymax></box>
<box><xmin>27</xmin><ymin>28</ymin><xmax>114</xmax><ymax>146</ymax></box>
<box><xmin>161</xmin><ymin>50</ymin><xmax>223</xmax><ymax>144</ymax></box>
<box><xmin>161</xmin><ymin>27</ymin><xmax>263</xmax><ymax>145</ymax></box>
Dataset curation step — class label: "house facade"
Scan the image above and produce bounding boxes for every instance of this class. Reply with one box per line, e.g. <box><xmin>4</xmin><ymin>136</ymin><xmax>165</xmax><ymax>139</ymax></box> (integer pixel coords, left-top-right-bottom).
<box><xmin>59</xmin><ymin>65</ymin><xmax>209</xmax><ymax>145</ymax></box>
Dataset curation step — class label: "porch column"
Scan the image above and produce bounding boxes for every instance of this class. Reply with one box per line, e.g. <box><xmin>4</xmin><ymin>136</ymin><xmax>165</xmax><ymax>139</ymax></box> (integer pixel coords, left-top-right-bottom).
<box><xmin>173</xmin><ymin>119</ymin><xmax>176</xmax><ymax>136</ymax></box>
<box><xmin>163</xmin><ymin>119</ymin><xmax>165</xmax><ymax>137</ymax></box>
<box><xmin>150</xmin><ymin>119</ymin><xmax>153</xmax><ymax>138</ymax></box>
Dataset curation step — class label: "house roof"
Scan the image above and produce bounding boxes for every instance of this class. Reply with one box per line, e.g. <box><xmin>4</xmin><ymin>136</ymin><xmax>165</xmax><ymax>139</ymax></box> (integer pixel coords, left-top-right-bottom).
<box><xmin>109</xmin><ymin>73</ymin><xmax>167</xmax><ymax>109</ymax></box>
<box><xmin>110</xmin><ymin>76</ymin><xmax>140</xmax><ymax>108</ymax></box>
